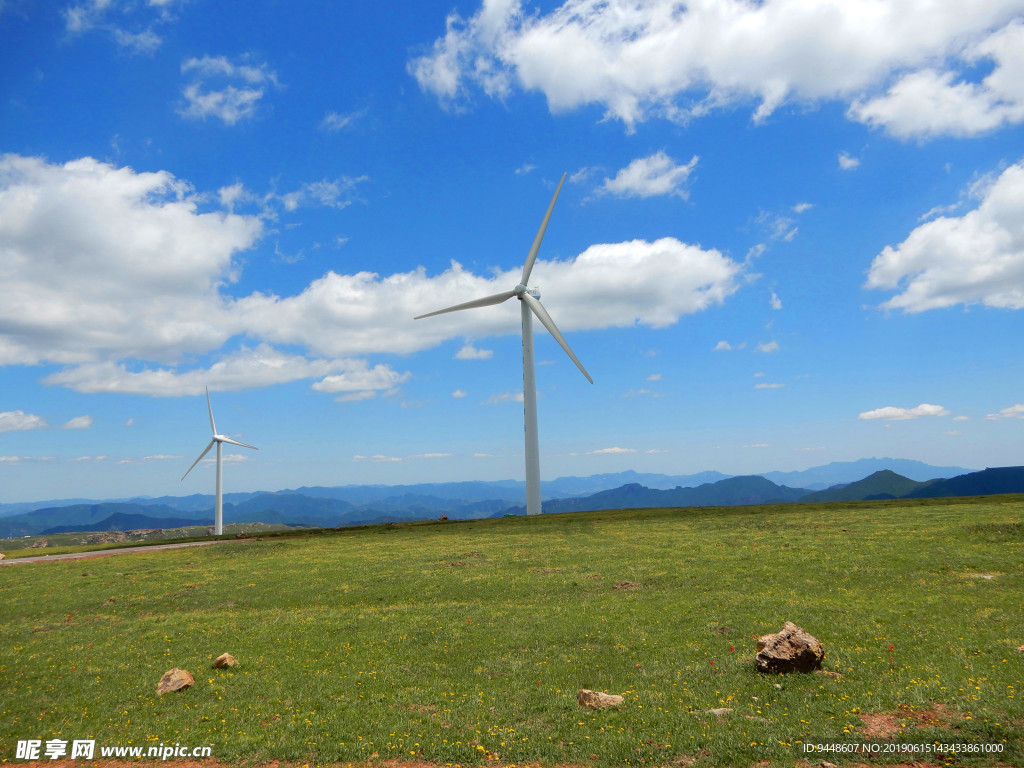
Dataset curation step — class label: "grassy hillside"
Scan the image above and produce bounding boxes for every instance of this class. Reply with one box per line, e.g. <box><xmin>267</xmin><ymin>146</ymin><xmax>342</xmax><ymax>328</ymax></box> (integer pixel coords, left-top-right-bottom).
<box><xmin>1</xmin><ymin>497</ymin><xmax>1021</xmax><ymax>767</ymax></box>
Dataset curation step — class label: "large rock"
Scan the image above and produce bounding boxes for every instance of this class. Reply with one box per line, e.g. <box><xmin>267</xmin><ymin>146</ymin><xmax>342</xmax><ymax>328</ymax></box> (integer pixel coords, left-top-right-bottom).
<box><xmin>755</xmin><ymin>621</ymin><xmax>825</xmax><ymax>673</ymax></box>
<box><xmin>157</xmin><ymin>668</ymin><xmax>194</xmax><ymax>694</ymax></box>
<box><xmin>578</xmin><ymin>689</ymin><xmax>624</xmax><ymax>709</ymax></box>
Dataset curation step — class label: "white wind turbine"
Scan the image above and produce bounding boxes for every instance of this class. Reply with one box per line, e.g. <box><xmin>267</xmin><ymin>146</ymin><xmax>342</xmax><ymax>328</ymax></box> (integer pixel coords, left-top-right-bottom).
<box><xmin>181</xmin><ymin>387</ymin><xmax>258</xmax><ymax>535</ymax></box>
<box><xmin>415</xmin><ymin>173</ymin><xmax>591</xmax><ymax>516</ymax></box>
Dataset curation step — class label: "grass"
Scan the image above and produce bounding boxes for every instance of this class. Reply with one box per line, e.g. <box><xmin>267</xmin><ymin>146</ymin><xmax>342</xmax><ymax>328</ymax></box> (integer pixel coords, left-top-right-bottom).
<box><xmin>1</xmin><ymin>496</ymin><xmax>1022</xmax><ymax>767</ymax></box>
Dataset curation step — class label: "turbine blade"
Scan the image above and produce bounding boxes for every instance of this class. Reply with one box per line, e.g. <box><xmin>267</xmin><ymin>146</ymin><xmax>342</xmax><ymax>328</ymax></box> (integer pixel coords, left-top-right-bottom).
<box><xmin>206</xmin><ymin>386</ymin><xmax>217</xmax><ymax>435</ymax></box>
<box><xmin>220</xmin><ymin>436</ymin><xmax>259</xmax><ymax>451</ymax></box>
<box><xmin>181</xmin><ymin>440</ymin><xmax>215</xmax><ymax>481</ymax></box>
<box><xmin>521</xmin><ymin>173</ymin><xmax>566</xmax><ymax>286</ymax></box>
<box><xmin>521</xmin><ymin>292</ymin><xmax>593</xmax><ymax>384</ymax></box>
<box><xmin>414</xmin><ymin>289</ymin><xmax>517</xmax><ymax>320</ymax></box>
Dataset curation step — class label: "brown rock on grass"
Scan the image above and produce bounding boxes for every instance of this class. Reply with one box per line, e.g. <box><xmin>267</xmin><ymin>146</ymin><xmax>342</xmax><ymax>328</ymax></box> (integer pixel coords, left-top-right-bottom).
<box><xmin>755</xmin><ymin>621</ymin><xmax>825</xmax><ymax>673</ymax></box>
<box><xmin>213</xmin><ymin>653</ymin><xmax>237</xmax><ymax>668</ymax></box>
<box><xmin>157</xmin><ymin>668</ymin><xmax>194</xmax><ymax>694</ymax></box>
<box><xmin>577</xmin><ymin>689</ymin><xmax>624</xmax><ymax>709</ymax></box>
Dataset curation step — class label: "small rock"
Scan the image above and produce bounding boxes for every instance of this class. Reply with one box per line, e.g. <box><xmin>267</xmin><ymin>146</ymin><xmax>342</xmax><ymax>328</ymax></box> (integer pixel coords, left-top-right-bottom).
<box><xmin>212</xmin><ymin>653</ymin><xmax>237</xmax><ymax>668</ymax></box>
<box><xmin>157</xmin><ymin>668</ymin><xmax>194</xmax><ymax>695</ymax></box>
<box><xmin>438</xmin><ymin>514</ymin><xmax>448</xmax><ymax>521</ymax></box>
<box><xmin>577</xmin><ymin>689</ymin><xmax>624</xmax><ymax>709</ymax></box>
<box><xmin>755</xmin><ymin>621</ymin><xmax>825</xmax><ymax>673</ymax></box>
<box><xmin>0</xmin><ymin>552</ymin><xmax>5</xmax><ymax>561</ymax></box>
<box><xmin>707</xmin><ymin>707</ymin><xmax>732</xmax><ymax>716</ymax></box>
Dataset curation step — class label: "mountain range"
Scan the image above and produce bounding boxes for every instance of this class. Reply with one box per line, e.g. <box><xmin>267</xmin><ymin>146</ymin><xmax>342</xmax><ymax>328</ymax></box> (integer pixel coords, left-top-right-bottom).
<box><xmin>6</xmin><ymin>458</ymin><xmax>1020</xmax><ymax>540</ymax></box>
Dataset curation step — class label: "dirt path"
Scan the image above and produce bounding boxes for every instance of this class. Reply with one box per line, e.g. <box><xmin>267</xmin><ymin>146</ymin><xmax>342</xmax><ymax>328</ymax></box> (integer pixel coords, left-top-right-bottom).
<box><xmin>0</xmin><ymin>537</ymin><xmax>256</xmax><ymax>565</ymax></box>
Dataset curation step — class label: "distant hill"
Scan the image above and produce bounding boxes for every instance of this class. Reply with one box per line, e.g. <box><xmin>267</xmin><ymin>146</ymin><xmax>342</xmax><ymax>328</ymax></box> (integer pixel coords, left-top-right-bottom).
<box><xmin>0</xmin><ymin>502</ymin><xmax>196</xmax><ymax>538</ymax></box>
<box><xmin>762</xmin><ymin>458</ymin><xmax>974</xmax><ymax>490</ymax></box>
<box><xmin>519</xmin><ymin>476</ymin><xmax>809</xmax><ymax>514</ymax></box>
<box><xmin>800</xmin><ymin>470</ymin><xmax>929</xmax><ymax>502</ymax></box>
<box><xmin>5</xmin><ymin>460</ymin><xmax>1014</xmax><ymax>539</ymax></box>
<box><xmin>903</xmin><ymin>466</ymin><xmax>1024</xmax><ymax>499</ymax></box>
<box><xmin>42</xmin><ymin>511</ymin><xmax>207</xmax><ymax>534</ymax></box>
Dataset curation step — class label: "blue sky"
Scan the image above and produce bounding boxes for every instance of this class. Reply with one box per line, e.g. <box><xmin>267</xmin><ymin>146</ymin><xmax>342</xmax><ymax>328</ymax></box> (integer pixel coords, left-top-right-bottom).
<box><xmin>2</xmin><ymin>0</ymin><xmax>1024</xmax><ymax>502</ymax></box>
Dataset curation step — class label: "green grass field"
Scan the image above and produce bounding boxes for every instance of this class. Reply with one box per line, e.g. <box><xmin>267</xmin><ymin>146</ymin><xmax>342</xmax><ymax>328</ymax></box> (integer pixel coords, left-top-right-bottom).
<box><xmin>1</xmin><ymin>497</ymin><xmax>1022</xmax><ymax>767</ymax></box>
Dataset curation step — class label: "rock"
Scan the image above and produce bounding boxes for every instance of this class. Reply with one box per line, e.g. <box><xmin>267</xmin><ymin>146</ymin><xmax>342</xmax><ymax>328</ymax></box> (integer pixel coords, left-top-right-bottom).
<box><xmin>30</xmin><ymin>538</ymin><xmax>48</xmax><ymax>548</ymax></box>
<box><xmin>707</xmin><ymin>707</ymin><xmax>733</xmax><ymax>716</ymax></box>
<box><xmin>0</xmin><ymin>552</ymin><xmax>5</xmax><ymax>560</ymax></box>
<box><xmin>213</xmin><ymin>653</ymin><xmax>237</xmax><ymax>668</ymax></box>
<box><xmin>438</xmin><ymin>514</ymin><xmax>448</xmax><ymax>521</ymax></box>
<box><xmin>755</xmin><ymin>621</ymin><xmax>825</xmax><ymax>673</ymax></box>
<box><xmin>157</xmin><ymin>668</ymin><xmax>194</xmax><ymax>694</ymax></box>
<box><xmin>577</xmin><ymin>689</ymin><xmax>624</xmax><ymax>709</ymax></box>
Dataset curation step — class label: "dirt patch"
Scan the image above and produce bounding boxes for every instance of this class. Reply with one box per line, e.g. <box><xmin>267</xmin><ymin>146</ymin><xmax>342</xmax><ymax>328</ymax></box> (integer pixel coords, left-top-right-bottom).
<box><xmin>858</xmin><ymin>703</ymin><xmax>963</xmax><ymax>740</ymax></box>
<box><xmin>530</xmin><ymin>567</ymin><xmax>563</xmax><ymax>574</ymax></box>
<box><xmin>613</xmin><ymin>580</ymin><xmax>640</xmax><ymax>591</ymax></box>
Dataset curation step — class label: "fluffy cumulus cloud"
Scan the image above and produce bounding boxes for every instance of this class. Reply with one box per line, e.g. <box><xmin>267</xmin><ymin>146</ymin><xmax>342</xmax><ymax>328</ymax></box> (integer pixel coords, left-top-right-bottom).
<box><xmin>62</xmin><ymin>415</ymin><xmax>94</xmax><ymax>429</ymax></box>
<box><xmin>0</xmin><ymin>155</ymin><xmax>261</xmax><ymax>367</ymax></box>
<box><xmin>2</xmin><ymin>155</ymin><xmax>742</xmax><ymax>398</ymax></box>
<box><xmin>0</xmin><ymin>410</ymin><xmax>48</xmax><ymax>434</ymax></box>
<box><xmin>858</xmin><ymin>403</ymin><xmax>950</xmax><ymax>421</ymax></box>
<box><xmin>599</xmin><ymin>152</ymin><xmax>698</xmax><ymax>198</ymax></box>
<box><xmin>237</xmin><ymin>236</ymin><xmax>743</xmax><ymax>353</ymax></box>
<box><xmin>179</xmin><ymin>55</ymin><xmax>281</xmax><ymax>125</ymax></box>
<box><xmin>866</xmin><ymin>160</ymin><xmax>1024</xmax><ymax>312</ymax></box>
<box><xmin>409</xmin><ymin>0</ymin><xmax>1024</xmax><ymax>137</ymax></box>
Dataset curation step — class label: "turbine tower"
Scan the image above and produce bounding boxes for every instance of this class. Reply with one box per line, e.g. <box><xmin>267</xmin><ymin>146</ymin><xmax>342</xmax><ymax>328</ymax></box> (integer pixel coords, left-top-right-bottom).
<box><xmin>415</xmin><ymin>173</ymin><xmax>591</xmax><ymax>515</ymax></box>
<box><xmin>181</xmin><ymin>387</ymin><xmax>258</xmax><ymax>535</ymax></box>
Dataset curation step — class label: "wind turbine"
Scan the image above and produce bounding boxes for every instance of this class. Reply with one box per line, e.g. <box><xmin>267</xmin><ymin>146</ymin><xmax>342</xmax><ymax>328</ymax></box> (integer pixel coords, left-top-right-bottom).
<box><xmin>415</xmin><ymin>173</ymin><xmax>591</xmax><ymax>516</ymax></box>
<box><xmin>181</xmin><ymin>387</ymin><xmax>258</xmax><ymax>535</ymax></box>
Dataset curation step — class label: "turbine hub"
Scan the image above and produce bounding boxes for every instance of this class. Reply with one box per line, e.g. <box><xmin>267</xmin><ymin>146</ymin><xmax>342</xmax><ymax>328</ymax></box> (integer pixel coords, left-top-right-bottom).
<box><xmin>513</xmin><ymin>283</ymin><xmax>528</xmax><ymax>295</ymax></box>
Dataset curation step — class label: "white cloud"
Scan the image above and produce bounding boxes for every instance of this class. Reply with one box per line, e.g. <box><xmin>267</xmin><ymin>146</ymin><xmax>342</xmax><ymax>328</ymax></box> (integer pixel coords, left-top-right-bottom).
<box><xmin>408</xmin><ymin>452</ymin><xmax>453</xmax><ymax>460</ymax></box>
<box><xmin>46</xmin><ymin>346</ymin><xmax>352</xmax><ymax>397</ymax></box>
<box><xmin>849</xmin><ymin>21</ymin><xmax>1024</xmax><ymax>139</ymax></box>
<box><xmin>646</xmin><ymin>373</ymin><xmax>661</xmax><ymax>381</ymax></box>
<box><xmin>953</xmin><ymin>415</ymin><xmax>970</xmax><ymax>421</ymax></box>
<box><xmin>756</xmin><ymin>340</ymin><xmax>779</xmax><ymax>353</ymax></box>
<box><xmin>588</xmin><ymin>446</ymin><xmax>636</xmax><ymax>455</ymax></box>
<box><xmin>0</xmin><ymin>155</ymin><xmax>261</xmax><ymax>367</ymax></box>
<box><xmin>240</xmin><ymin>237</ymin><xmax>743</xmax><ymax>355</ymax></box>
<box><xmin>452</xmin><ymin>389</ymin><xmax>468</xmax><ymax>398</ymax></box>
<box><xmin>866</xmin><ymin>160</ymin><xmax>1024</xmax><ymax>312</ymax></box>
<box><xmin>599</xmin><ymin>152</ymin><xmax>698</xmax><ymax>199</ymax></box>
<box><xmin>792</xmin><ymin>203</ymin><xmax>813</xmax><ymax>214</ymax></box>
<box><xmin>64</xmin><ymin>0</ymin><xmax>171</xmax><ymax>53</ymax></box>
<box><xmin>514</xmin><ymin>163</ymin><xmax>536</xmax><ymax>176</ymax></box>
<box><xmin>312</xmin><ymin>364</ymin><xmax>411</xmax><ymax>394</ymax></box>
<box><xmin>3</xmin><ymin>156</ymin><xmax>742</xmax><ymax>397</ymax></box>
<box><xmin>72</xmin><ymin>455</ymin><xmax>108</xmax><ymax>462</ymax></box>
<box><xmin>409</xmin><ymin>0</ymin><xmax>1024</xmax><ymax>135</ymax></box>
<box><xmin>753</xmin><ymin>372</ymin><xmax>764</xmax><ymax>378</ymax></box>
<box><xmin>770</xmin><ymin>291</ymin><xmax>782</xmax><ymax>310</ymax></box>
<box><xmin>754</xmin><ymin>382</ymin><xmax>784</xmax><ymax>389</ymax></box>
<box><xmin>62</xmin><ymin>415</ymin><xmax>94</xmax><ymax>429</ymax></box>
<box><xmin>713</xmin><ymin>340</ymin><xmax>732</xmax><ymax>351</ymax></box>
<box><xmin>985</xmin><ymin>403</ymin><xmax>1024</xmax><ymax>420</ymax></box>
<box><xmin>178</xmin><ymin>56</ymin><xmax>281</xmax><ymax>125</ymax></box>
<box><xmin>320</xmin><ymin>109</ymin><xmax>368</xmax><ymax>132</ymax></box>
<box><xmin>125</xmin><ymin>418</ymin><xmax>134</xmax><ymax>427</ymax></box>
<box><xmin>455</xmin><ymin>343</ymin><xmax>493</xmax><ymax>360</ymax></box>
<box><xmin>0</xmin><ymin>410</ymin><xmax>48</xmax><ymax>433</ymax></box>
<box><xmin>838</xmin><ymin>151</ymin><xmax>861</xmax><ymax>170</ymax></box>
<box><xmin>858</xmin><ymin>403</ymin><xmax>950</xmax><ymax>421</ymax></box>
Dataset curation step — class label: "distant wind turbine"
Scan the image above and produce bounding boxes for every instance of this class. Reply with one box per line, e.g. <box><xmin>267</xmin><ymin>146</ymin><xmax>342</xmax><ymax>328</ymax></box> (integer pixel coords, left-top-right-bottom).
<box><xmin>415</xmin><ymin>173</ymin><xmax>592</xmax><ymax>516</ymax></box>
<box><xmin>181</xmin><ymin>387</ymin><xmax>258</xmax><ymax>535</ymax></box>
